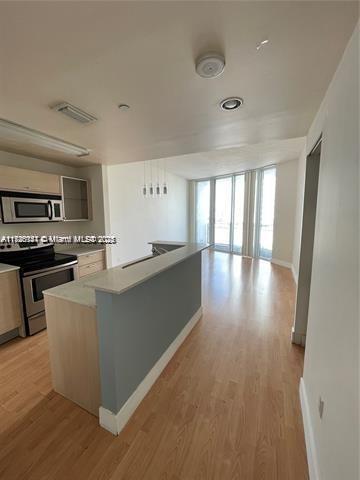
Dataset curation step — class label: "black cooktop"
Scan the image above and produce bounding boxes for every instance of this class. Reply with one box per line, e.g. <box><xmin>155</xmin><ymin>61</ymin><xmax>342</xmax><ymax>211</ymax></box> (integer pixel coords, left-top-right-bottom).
<box><xmin>0</xmin><ymin>245</ymin><xmax>77</xmax><ymax>274</ymax></box>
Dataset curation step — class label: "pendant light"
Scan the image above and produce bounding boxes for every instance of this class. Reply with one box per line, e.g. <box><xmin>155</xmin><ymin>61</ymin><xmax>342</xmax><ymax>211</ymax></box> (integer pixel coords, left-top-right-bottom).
<box><xmin>149</xmin><ymin>161</ymin><xmax>154</xmax><ymax>197</ymax></box>
<box><xmin>163</xmin><ymin>159</ymin><xmax>168</xmax><ymax>195</ymax></box>
<box><xmin>141</xmin><ymin>159</ymin><xmax>168</xmax><ymax>198</ymax></box>
<box><xmin>142</xmin><ymin>161</ymin><xmax>147</xmax><ymax>197</ymax></box>
<box><xmin>156</xmin><ymin>159</ymin><xmax>161</xmax><ymax>196</ymax></box>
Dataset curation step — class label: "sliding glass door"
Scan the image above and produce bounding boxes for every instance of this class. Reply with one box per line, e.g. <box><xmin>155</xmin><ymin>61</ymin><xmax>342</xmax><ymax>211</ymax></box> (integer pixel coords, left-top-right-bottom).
<box><xmin>195</xmin><ymin>180</ymin><xmax>211</xmax><ymax>243</ymax></box>
<box><xmin>255</xmin><ymin>167</ymin><xmax>276</xmax><ymax>259</ymax></box>
<box><xmin>233</xmin><ymin>174</ymin><xmax>245</xmax><ymax>254</ymax></box>
<box><xmin>214</xmin><ymin>177</ymin><xmax>232</xmax><ymax>251</ymax></box>
<box><xmin>194</xmin><ymin>166</ymin><xmax>276</xmax><ymax>260</ymax></box>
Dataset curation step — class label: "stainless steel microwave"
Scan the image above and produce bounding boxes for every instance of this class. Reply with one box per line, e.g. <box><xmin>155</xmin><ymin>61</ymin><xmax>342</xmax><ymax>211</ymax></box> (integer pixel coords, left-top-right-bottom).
<box><xmin>0</xmin><ymin>193</ymin><xmax>63</xmax><ymax>223</ymax></box>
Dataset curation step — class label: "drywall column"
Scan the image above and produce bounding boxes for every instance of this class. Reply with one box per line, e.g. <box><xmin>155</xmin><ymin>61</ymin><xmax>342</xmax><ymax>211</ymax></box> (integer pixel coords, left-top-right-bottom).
<box><xmin>272</xmin><ymin>159</ymin><xmax>298</xmax><ymax>267</ymax></box>
<box><xmin>291</xmin><ymin>147</ymin><xmax>320</xmax><ymax>346</ymax></box>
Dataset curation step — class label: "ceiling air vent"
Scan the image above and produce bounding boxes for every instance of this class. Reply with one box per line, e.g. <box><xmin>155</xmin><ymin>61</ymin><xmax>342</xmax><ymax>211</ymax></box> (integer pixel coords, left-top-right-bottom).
<box><xmin>52</xmin><ymin>102</ymin><xmax>97</xmax><ymax>124</ymax></box>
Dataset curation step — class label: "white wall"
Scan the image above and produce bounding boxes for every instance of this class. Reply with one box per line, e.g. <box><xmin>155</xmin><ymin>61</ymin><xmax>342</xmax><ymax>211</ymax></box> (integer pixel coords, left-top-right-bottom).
<box><xmin>106</xmin><ymin>162</ymin><xmax>189</xmax><ymax>266</ymax></box>
<box><xmin>294</xmin><ymin>24</ymin><xmax>358</xmax><ymax>480</ymax></box>
<box><xmin>272</xmin><ymin>159</ymin><xmax>298</xmax><ymax>266</ymax></box>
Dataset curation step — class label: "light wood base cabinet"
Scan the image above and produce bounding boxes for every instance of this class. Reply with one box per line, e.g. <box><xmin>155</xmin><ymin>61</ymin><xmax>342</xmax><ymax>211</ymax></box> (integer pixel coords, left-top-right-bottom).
<box><xmin>44</xmin><ymin>295</ymin><xmax>100</xmax><ymax>416</ymax></box>
<box><xmin>0</xmin><ymin>270</ymin><xmax>23</xmax><ymax>336</ymax></box>
<box><xmin>78</xmin><ymin>250</ymin><xmax>105</xmax><ymax>278</ymax></box>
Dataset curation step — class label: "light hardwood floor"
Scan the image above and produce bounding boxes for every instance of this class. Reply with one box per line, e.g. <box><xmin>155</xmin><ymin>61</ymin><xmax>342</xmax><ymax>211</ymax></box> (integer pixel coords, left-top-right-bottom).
<box><xmin>0</xmin><ymin>250</ymin><xmax>308</xmax><ymax>479</ymax></box>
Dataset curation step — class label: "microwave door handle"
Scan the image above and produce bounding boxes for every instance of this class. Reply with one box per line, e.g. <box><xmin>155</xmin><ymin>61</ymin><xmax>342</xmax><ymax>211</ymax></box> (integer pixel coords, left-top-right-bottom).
<box><xmin>48</xmin><ymin>201</ymin><xmax>53</xmax><ymax>220</ymax></box>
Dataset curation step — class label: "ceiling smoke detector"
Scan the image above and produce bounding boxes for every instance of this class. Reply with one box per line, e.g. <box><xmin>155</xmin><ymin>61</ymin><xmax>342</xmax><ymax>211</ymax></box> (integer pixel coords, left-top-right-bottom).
<box><xmin>52</xmin><ymin>102</ymin><xmax>97</xmax><ymax>124</ymax></box>
<box><xmin>195</xmin><ymin>52</ymin><xmax>225</xmax><ymax>79</ymax></box>
<box><xmin>220</xmin><ymin>97</ymin><xmax>244</xmax><ymax>111</ymax></box>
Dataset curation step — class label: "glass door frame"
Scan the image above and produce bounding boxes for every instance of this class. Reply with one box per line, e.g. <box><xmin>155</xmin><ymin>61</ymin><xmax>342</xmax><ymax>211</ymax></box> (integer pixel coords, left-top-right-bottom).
<box><xmin>213</xmin><ymin>175</ymin><xmax>234</xmax><ymax>252</ymax></box>
<box><xmin>195</xmin><ymin>172</ymin><xmax>248</xmax><ymax>255</ymax></box>
<box><xmin>194</xmin><ymin>164</ymin><xmax>276</xmax><ymax>259</ymax></box>
<box><xmin>253</xmin><ymin>165</ymin><xmax>276</xmax><ymax>260</ymax></box>
<box><xmin>194</xmin><ymin>179</ymin><xmax>212</xmax><ymax>244</ymax></box>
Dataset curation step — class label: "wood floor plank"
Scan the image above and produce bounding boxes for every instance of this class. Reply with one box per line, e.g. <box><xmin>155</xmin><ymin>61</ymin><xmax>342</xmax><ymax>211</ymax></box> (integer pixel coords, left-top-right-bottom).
<box><xmin>0</xmin><ymin>250</ymin><xmax>308</xmax><ymax>479</ymax></box>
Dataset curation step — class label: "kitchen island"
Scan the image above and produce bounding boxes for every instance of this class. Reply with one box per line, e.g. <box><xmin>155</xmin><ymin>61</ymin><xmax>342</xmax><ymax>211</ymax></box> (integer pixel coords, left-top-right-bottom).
<box><xmin>44</xmin><ymin>241</ymin><xmax>208</xmax><ymax>435</ymax></box>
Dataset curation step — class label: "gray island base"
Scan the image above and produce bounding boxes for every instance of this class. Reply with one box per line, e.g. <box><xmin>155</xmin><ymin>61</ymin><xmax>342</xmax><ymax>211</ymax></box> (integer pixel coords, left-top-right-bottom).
<box><xmin>44</xmin><ymin>242</ymin><xmax>209</xmax><ymax>435</ymax></box>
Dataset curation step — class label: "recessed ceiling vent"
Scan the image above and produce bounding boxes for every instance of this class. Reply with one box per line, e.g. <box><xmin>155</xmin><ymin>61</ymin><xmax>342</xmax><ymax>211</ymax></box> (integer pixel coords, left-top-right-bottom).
<box><xmin>52</xmin><ymin>102</ymin><xmax>97</xmax><ymax>124</ymax></box>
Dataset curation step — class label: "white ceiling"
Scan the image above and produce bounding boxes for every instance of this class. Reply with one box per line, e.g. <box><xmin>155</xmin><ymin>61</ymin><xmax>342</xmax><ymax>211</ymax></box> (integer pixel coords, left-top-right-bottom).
<box><xmin>164</xmin><ymin>137</ymin><xmax>306</xmax><ymax>179</ymax></box>
<box><xmin>0</xmin><ymin>1</ymin><xmax>358</xmax><ymax>168</ymax></box>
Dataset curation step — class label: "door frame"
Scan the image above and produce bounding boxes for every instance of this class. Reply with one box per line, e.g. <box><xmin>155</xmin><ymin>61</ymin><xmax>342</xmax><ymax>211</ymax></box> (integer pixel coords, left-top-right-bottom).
<box><xmin>292</xmin><ymin>136</ymin><xmax>322</xmax><ymax>346</ymax></box>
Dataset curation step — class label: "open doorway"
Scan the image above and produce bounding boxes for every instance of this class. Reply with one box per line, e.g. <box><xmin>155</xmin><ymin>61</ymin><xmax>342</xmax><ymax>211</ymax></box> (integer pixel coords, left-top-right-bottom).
<box><xmin>292</xmin><ymin>138</ymin><xmax>321</xmax><ymax>346</ymax></box>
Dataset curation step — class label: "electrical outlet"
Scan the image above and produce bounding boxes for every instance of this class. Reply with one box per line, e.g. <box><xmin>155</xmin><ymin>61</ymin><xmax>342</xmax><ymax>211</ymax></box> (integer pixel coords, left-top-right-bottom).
<box><xmin>318</xmin><ymin>397</ymin><xmax>324</xmax><ymax>419</ymax></box>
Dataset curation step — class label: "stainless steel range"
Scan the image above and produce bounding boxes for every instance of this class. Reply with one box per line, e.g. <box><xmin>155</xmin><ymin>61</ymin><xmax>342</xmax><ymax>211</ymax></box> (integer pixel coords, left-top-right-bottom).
<box><xmin>0</xmin><ymin>242</ymin><xmax>78</xmax><ymax>335</ymax></box>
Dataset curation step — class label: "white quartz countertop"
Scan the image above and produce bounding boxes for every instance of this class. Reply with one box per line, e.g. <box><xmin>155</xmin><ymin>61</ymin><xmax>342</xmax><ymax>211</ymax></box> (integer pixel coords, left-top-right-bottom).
<box><xmin>44</xmin><ymin>247</ymin><xmax>106</xmax><ymax>307</ymax></box>
<box><xmin>44</xmin><ymin>242</ymin><xmax>209</xmax><ymax>306</ymax></box>
<box><xmin>44</xmin><ymin>278</ymin><xmax>96</xmax><ymax>308</ymax></box>
<box><xmin>44</xmin><ymin>267</ymin><xmax>110</xmax><ymax>308</ymax></box>
<box><xmin>0</xmin><ymin>263</ymin><xmax>20</xmax><ymax>274</ymax></box>
<box><xmin>56</xmin><ymin>245</ymin><xmax>105</xmax><ymax>256</ymax></box>
<box><xmin>85</xmin><ymin>242</ymin><xmax>209</xmax><ymax>295</ymax></box>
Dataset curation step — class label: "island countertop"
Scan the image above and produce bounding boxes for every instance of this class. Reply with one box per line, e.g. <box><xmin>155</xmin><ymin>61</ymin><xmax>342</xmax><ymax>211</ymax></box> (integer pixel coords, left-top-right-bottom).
<box><xmin>84</xmin><ymin>242</ymin><xmax>209</xmax><ymax>295</ymax></box>
<box><xmin>44</xmin><ymin>276</ymin><xmax>97</xmax><ymax>308</ymax></box>
<box><xmin>44</xmin><ymin>242</ymin><xmax>209</xmax><ymax>306</ymax></box>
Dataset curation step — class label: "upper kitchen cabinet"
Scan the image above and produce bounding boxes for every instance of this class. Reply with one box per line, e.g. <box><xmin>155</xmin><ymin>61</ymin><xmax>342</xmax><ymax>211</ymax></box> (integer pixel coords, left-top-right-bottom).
<box><xmin>61</xmin><ymin>176</ymin><xmax>91</xmax><ymax>221</ymax></box>
<box><xmin>0</xmin><ymin>165</ymin><xmax>61</xmax><ymax>195</ymax></box>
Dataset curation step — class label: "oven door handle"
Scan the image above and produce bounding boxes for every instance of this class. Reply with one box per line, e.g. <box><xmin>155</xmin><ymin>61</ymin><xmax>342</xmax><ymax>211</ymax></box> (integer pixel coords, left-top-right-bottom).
<box><xmin>48</xmin><ymin>201</ymin><xmax>53</xmax><ymax>220</ymax></box>
<box><xmin>22</xmin><ymin>260</ymin><xmax>78</xmax><ymax>277</ymax></box>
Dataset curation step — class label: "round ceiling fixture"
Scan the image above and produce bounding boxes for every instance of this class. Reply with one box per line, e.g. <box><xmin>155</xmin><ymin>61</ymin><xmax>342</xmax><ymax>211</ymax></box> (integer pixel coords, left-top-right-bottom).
<box><xmin>220</xmin><ymin>97</ymin><xmax>244</xmax><ymax>111</ymax></box>
<box><xmin>195</xmin><ymin>52</ymin><xmax>225</xmax><ymax>79</ymax></box>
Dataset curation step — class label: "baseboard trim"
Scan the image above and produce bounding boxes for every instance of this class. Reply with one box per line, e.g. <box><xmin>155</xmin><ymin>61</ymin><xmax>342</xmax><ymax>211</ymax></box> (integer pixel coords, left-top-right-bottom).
<box><xmin>291</xmin><ymin>326</ymin><xmax>306</xmax><ymax>347</ymax></box>
<box><xmin>271</xmin><ymin>259</ymin><xmax>298</xmax><ymax>285</ymax></box>
<box><xmin>299</xmin><ymin>378</ymin><xmax>320</xmax><ymax>480</ymax></box>
<box><xmin>271</xmin><ymin>258</ymin><xmax>293</xmax><ymax>269</ymax></box>
<box><xmin>0</xmin><ymin>328</ymin><xmax>19</xmax><ymax>345</ymax></box>
<box><xmin>291</xmin><ymin>265</ymin><xmax>298</xmax><ymax>284</ymax></box>
<box><xmin>99</xmin><ymin>306</ymin><xmax>203</xmax><ymax>436</ymax></box>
